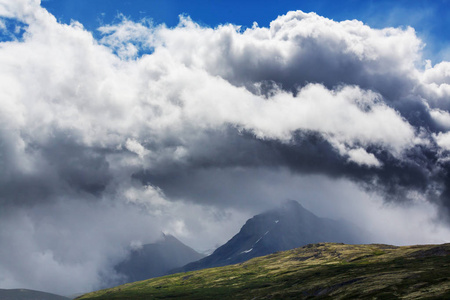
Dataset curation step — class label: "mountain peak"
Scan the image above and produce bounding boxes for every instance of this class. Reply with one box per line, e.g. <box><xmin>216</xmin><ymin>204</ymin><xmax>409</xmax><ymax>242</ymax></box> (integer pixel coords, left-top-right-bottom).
<box><xmin>115</xmin><ymin>235</ymin><xmax>204</xmax><ymax>284</ymax></box>
<box><xmin>275</xmin><ymin>199</ymin><xmax>309</xmax><ymax>215</ymax></box>
<box><xmin>176</xmin><ymin>200</ymin><xmax>366</xmax><ymax>273</ymax></box>
<box><xmin>281</xmin><ymin>199</ymin><xmax>303</xmax><ymax>208</ymax></box>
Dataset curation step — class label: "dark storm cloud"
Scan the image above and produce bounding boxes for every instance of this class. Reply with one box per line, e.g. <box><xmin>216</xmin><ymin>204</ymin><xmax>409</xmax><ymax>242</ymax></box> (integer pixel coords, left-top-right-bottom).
<box><xmin>38</xmin><ymin>134</ymin><xmax>113</xmax><ymax>197</ymax></box>
<box><xmin>0</xmin><ymin>131</ymin><xmax>113</xmax><ymax>207</ymax></box>
<box><xmin>133</xmin><ymin>128</ymin><xmax>440</xmax><ymax>215</ymax></box>
<box><xmin>125</xmin><ymin>11</ymin><xmax>450</xmax><ymax>214</ymax></box>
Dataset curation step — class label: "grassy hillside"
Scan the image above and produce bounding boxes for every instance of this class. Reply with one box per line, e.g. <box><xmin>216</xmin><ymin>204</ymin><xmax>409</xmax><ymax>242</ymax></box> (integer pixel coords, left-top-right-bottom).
<box><xmin>77</xmin><ymin>243</ymin><xmax>450</xmax><ymax>299</ymax></box>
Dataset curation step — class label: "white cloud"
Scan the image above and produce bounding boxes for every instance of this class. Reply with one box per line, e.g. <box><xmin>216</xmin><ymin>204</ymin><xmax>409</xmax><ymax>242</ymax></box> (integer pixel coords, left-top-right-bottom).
<box><xmin>430</xmin><ymin>109</ymin><xmax>450</xmax><ymax>130</ymax></box>
<box><xmin>148</xmin><ymin>11</ymin><xmax>423</xmax><ymax>102</ymax></box>
<box><xmin>0</xmin><ymin>6</ymin><xmax>418</xmax><ymax>172</ymax></box>
<box><xmin>98</xmin><ymin>15</ymin><xmax>155</xmax><ymax>60</ymax></box>
<box><xmin>419</xmin><ymin>62</ymin><xmax>450</xmax><ymax>109</ymax></box>
<box><xmin>434</xmin><ymin>132</ymin><xmax>450</xmax><ymax>151</ymax></box>
<box><xmin>125</xmin><ymin>138</ymin><xmax>149</xmax><ymax>159</ymax></box>
<box><xmin>347</xmin><ymin>148</ymin><xmax>382</xmax><ymax>167</ymax></box>
<box><xmin>423</xmin><ymin>61</ymin><xmax>450</xmax><ymax>85</ymax></box>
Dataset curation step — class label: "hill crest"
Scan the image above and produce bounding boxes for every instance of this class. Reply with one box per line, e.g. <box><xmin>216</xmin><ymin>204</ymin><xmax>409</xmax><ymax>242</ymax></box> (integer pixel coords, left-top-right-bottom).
<box><xmin>77</xmin><ymin>242</ymin><xmax>450</xmax><ymax>299</ymax></box>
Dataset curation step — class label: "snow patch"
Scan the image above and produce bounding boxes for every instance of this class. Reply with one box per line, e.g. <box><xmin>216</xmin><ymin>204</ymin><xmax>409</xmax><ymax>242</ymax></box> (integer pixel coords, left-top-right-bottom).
<box><xmin>241</xmin><ymin>248</ymin><xmax>253</xmax><ymax>254</ymax></box>
<box><xmin>254</xmin><ymin>231</ymin><xmax>270</xmax><ymax>246</ymax></box>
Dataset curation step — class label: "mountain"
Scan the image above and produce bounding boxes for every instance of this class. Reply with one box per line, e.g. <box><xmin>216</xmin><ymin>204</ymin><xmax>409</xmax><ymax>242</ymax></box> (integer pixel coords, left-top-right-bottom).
<box><xmin>76</xmin><ymin>242</ymin><xmax>450</xmax><ymax>299</ymax></box>
<box><xmin>114</xmin><ymin>233</ymin><xmax>205</xmax><ymax>283</ymax></box>
<box><xmin>176</xmin><ymin>200</ymin><xmax>366</xmax><ymax>272</ymax></box>
<box><xmin>0</xmin><ymin>288</ymin><xmax>70</xmax><ymax>300</ymax></box>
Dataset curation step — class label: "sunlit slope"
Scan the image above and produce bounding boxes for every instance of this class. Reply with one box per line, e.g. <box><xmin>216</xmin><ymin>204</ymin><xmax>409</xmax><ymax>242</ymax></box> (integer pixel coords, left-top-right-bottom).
<box><xmin>77</xmin><ymin>243</ymin><xmax>450</xmax><ymax>299</ymax></box>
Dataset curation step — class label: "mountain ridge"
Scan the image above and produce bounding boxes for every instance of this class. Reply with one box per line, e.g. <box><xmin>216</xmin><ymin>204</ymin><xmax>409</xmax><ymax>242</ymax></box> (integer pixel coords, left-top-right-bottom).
<box><xmin>115</xmin><ymin>233</ymin><xmax>204</xmax><ymax>284</ymax></box>
<box><xmin>77</xmin><ymin>242</ymin><xmax>450</xmax><ymax>299</ymax></box>
<box><xmin>0</xmin><ymin>288</ymin><xmax>70</xmax><ymax>300</ymax></box>
<box><xmin>174</xmin><ymin>200</ymin><xmax>367</xmax><ymax>273</ymax></box>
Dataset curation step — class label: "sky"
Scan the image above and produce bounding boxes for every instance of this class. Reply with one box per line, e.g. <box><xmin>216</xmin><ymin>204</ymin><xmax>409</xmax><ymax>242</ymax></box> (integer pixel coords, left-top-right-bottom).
<box><xmin>2</xmin><ymin>0</ymin><xmax>450</xmax><ymax>295</ymax></box>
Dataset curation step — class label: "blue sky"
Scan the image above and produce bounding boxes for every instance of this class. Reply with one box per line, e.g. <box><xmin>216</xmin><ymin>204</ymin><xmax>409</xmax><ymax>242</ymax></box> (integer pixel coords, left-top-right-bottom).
<box><xmin>40</xmin><ymin>0</ymin><xmax>450</xmax><ymax>62</ymax></box>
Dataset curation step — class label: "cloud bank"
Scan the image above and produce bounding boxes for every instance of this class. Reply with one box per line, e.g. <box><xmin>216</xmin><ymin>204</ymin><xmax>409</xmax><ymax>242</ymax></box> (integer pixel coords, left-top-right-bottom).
<box><xmin>1</xmin><ymin>0</ymin><xmax>450</xmax><ymax>294</ymax></box>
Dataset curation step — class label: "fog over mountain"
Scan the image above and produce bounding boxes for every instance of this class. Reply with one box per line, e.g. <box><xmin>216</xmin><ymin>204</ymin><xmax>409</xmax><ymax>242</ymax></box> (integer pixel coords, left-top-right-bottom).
<box><xmin>2</xmin><ymin>0</ymin><xmax>450</xmax><ymax>295</ymax></box>
<box><xmin>176</xmin><ymin>200</ymin><xmax>368</xmax><ymax>272</ymax></box>
<box><xmin>115</xmin><ymin>234</ymin><xmax>204</xmax><ymax>284</ymax></box>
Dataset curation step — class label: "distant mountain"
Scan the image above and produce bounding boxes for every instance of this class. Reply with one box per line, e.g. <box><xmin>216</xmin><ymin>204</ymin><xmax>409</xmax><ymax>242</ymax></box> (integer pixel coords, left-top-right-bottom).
<box><xmin>115</xmin><ymin>233</ymin><xmax>205</xmax><ymax>283</ymax></box>
<box><xmin>176</xmin><ymin>200</ymin><xmax>367</xmax><ymax>272</ymax></box>
<box><xmin>0</xmin><ymin>288</ymin><xmax>69</xmax><ymax>300</ymax></box>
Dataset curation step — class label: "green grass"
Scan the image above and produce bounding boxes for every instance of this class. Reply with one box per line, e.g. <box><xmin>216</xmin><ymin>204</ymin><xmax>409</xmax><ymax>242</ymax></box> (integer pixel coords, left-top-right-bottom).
<box><xmin>77</xmin><ymin>243</ymin><xmax>450</xmax><ymax>299</ymax></box>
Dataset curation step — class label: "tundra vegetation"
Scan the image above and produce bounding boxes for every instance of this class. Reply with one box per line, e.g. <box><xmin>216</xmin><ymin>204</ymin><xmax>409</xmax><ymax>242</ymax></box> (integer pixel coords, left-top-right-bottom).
<box><xmin>77</xmin><ymin>243</ymin><xmax>450</xmax><ymax>299</ymax></box>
